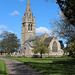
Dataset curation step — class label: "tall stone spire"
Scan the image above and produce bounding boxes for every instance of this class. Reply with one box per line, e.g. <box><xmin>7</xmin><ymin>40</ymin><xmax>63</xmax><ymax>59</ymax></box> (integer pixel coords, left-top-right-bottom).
<box><xmin>26</xmin><ymin>0</ymin><xmax>31</xmax><ymax>12</ymax></box>
<box><xmin>21</xmin><ymin>0</ymin><xmax>35</xmax><ymax>46</ymax></box>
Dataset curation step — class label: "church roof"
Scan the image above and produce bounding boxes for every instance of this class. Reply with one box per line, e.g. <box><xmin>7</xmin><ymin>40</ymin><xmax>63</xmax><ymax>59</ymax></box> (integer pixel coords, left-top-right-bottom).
<box><xmin>45</xmin><ymin>37</ymin><xmax>54</xmax><ymax>44</ymax></box>
<box><xmin>26</xmin><ymin>36</ymin><xmax>36</xmax><ymax>41</ymax></box>
<box><xmin>28</xmin><ymin>41</ymin><xmax>35</xmax><ymax>47</ymax></box>
<box><xmin>25</xmin><ymin>34</ymin><xmax>43</xmax><ymax>42</ymax></box>
<box><xmin>26</xmin><ymin>0</ymin><xmax>31</xmax><ymax>12</ymax></box>
<box><xmin>25</xmin><ymin>34</ymin><xmax>54</xmax><ymax>47</ymax></box>
<box><xmin>27</xmin><ymin>37</ymin><xmax>53</xmax><ymax>47</ymax></box>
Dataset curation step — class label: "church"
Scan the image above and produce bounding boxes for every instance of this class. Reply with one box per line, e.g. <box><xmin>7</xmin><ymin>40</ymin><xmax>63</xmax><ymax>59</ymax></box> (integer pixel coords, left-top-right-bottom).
<box><xmin>18</xmin><ymin>0</ymin><xmax>64</xmax><ymax>57</ymax></box>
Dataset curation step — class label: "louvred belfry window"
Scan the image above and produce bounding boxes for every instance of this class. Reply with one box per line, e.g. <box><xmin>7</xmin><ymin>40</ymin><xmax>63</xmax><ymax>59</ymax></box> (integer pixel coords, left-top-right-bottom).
<box><xmin>31</xmin><ymin>24</ymin><xmax>32</xmax><ymax>30</ymax></box>
<box><xmin>28</xmin><ymin>24</ymin><xmax>31</xmax><ymax>30</ymax></box>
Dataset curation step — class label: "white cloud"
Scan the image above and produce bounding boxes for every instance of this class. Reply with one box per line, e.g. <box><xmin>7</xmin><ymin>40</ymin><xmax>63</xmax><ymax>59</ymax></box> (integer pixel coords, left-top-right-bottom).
<box><xmin>0</xmin><ymin>25</ymin><xmax>8</xmax><ymax>30</ymax></box>
<box><xmin>0</xmin><ymin>31</ymin><xmax>2</xmax><ymax>34</ymax></box>
<box><xmin>0</xmin><ymin>25</ymin><xmax>8</xmax><ymax>36</ymax></box>
<box><xmin>36</xmin><ymin>27</ymin><xmax>52</xmax><ymax>34</ymax></box>
<box><xmin>0</xmin><ymin>25</ymin><xmax>13</xmax><ymax>36</ymax></box>
<box><xmin>10</xmin><ymin>10</ymin><xmax>20</xmax><ymax>16</ymax></box>
<box><xmin>19</xmin><ymin>0</ymin><xmax>24</xmax><ymax>1</ymax></box>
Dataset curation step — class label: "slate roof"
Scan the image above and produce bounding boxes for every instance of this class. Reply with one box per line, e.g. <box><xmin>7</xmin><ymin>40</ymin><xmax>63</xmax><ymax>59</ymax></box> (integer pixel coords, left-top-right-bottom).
<box><xmin>25</xmin><ymin>34</ymin><xmax>43</xmax><ymax>43</ymax></box>
<box><xmin>24</xmin><ymin>33</ymin><xmax>54</xmax><ymax>47</ymax></box>
<box><xmin>25</xmin><ymin>36</ymin><xmax>36</xmax><ymax>42</ymax></box>
<box><xmin>45</xmin><ymin>37</ymin><xmax>53</xmax><ymax>44</ymax></box>
<box><xmin>27</xmin><ymin>37</ymin><xmax>54</xmax><ymax>47</ymax></box>
<box><xmin>28</xmin><ymin>41</ymin><xmax>35</xmax><ymax>47</ymax></box>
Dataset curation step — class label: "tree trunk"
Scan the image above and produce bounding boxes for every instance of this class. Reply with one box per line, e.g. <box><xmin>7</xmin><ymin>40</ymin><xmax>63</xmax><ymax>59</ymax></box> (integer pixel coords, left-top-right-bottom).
<box><xmin>40</xmin><ymin>52</ymin><xmax>42</xmax><ymax>58</ymax></box>
<box><xmin>1</xmin><ymin>51</ymin><xmax>2</xmax><ymax>55</ymax></box>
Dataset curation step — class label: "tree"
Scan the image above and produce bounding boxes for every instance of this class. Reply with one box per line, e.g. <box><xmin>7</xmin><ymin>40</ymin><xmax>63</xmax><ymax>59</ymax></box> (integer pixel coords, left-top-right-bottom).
<box><xmin>65</xmin><ymin>35</ymin><xmax>75</xmax><ymax>57</ymax></box>
<box><xmin>47</xmin><ymin>0</ymin><xmax>75</xmax><ymax>57</ymax></box>
<box><xmin>69</xmin><ymin>42</ymin><xmax>75</xmax><ymax>58</ymax></box>
<box><xmin>46</xmin><ymin>0</ymin><xmax>75</xmax><ymax>27</ymax></box>
<box><xmin>0</xmin><ymin>41</ymin><xmax>4</xmax><ymax>55</ymax></box>
<box><xmin>59</xmin><ymin>40</ymin><xmax>64</xmax><ymax>49</ymax></box>
<box><xmin>50</xmin><ymin>14</ymin><xmax>75</xmax><ymax>57</ymax></box>
<box><xmin>0</xmin><ymin>31</ymin><xmax>20</xmax><ymax>54</ymax></box>
<box><xmin>33</xmin><ymin>38</ymin><xmax>49</xmax><ymax>58</ymax></box>
<box><xmin>51</xmin><ymin>18</ymin><xmax>75</xmax><ymax>38</ymax></box>
<box><xmin>57</xmin><ymin>0</ymin><xmax>75</xmax><ymax>27</ymax></box>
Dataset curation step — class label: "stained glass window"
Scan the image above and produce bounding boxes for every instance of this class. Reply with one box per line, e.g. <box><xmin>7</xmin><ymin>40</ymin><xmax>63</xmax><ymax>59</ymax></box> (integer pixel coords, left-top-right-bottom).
<box><xmin>52</xmin><ymin>41</ymin><xmax>58</xmax><ymax>52</ymax></box>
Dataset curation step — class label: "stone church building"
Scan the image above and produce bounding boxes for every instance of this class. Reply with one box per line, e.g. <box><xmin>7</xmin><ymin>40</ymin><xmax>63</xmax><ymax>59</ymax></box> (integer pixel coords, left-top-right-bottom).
<box><xmin>18</xmin><ymin>0</ymin><xmax>64</xmax><ymax>57</ymax></box>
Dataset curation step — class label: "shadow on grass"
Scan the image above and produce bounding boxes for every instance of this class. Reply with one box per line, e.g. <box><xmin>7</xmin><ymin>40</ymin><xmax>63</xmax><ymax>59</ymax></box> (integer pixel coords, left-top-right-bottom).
<box><xmin>6</xmin><ymin>62</ymin><xmax>41</xmax><ymax>75</ymax></box>
<box><xmin>24</xmin><ymin>58</ymin><xmax>75</xmax><ymax>75</ymax></box>
<box><xmin>0</xmin><ymin>71</ymin><xmax>8</xmax><ymax>75</ymax></box>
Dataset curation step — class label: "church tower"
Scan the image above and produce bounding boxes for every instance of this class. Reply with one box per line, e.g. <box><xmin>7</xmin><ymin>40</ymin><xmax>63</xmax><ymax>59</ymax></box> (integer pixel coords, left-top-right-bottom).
<box><xmin>21</xmin><ymin>0</ymin><xmax>36</xmax><ymax>46</ymax></box>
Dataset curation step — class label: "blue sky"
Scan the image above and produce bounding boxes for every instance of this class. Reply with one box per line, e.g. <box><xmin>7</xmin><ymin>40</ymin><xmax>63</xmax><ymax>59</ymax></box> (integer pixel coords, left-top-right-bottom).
<box><xmin>0</xmin><ymin>0</ymin><xmax>66</xmax><ymax>45</ymax></box>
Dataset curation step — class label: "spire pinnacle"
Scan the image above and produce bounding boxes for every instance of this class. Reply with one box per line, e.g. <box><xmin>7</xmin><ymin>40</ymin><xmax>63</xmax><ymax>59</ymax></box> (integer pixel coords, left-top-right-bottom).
<box><xmin>26</xmin><ymin>0</ymin><xmax>31</xmax><ymax>12</ymax></box>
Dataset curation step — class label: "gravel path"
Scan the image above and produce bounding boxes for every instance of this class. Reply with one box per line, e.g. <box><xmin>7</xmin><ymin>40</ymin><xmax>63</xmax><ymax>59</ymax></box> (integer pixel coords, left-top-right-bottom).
<box><xmin>0</xmin><ymin>58</ymin><xmax>42</xmax><ymax>75</ymax></box>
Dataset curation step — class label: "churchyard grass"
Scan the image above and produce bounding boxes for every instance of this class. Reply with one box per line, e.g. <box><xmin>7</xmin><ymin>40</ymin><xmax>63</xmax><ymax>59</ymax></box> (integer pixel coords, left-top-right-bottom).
<box><xmin>5</xmin><ymin>57</ymin><xmax>75</xmax><ymax>75</ymax></box>
<box><xmin>0</xmin><ymin>60</ymin><xmax>8</xmax><ymax>75</ymax></box>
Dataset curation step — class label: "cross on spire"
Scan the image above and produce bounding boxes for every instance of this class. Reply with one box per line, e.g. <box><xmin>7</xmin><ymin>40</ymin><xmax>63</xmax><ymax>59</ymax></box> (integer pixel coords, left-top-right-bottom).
<box><xmin>26</xmin><ymin>0</ymin><xmax>31</xmax><ymax>12</ymax></box>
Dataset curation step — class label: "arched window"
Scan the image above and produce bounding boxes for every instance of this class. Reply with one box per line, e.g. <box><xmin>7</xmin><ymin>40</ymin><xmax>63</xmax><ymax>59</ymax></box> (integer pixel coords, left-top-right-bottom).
<box><xmin>28</xmin><ymin>24</ymin><xmax>30</xmax><ymax>30</ymax></box>
<box><xmin>31</xmin><ymin>24</ymin><xmax>32</xmax><ymax>30</ymax></box>
<box><xmin>52</xmin><ymin>41</ymin><xmax>58</xmax><ymax>52</ymax></box>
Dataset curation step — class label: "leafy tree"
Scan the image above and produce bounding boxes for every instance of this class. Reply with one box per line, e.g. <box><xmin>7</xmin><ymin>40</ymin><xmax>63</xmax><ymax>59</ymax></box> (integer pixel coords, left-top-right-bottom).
<box><xmin>65</xmin><ymin>35</ymin><xmax>75</xmax><ymax>57</ymax></box>
<box><xmin>47</xmin><ymin>0</ymin><xmax>75</xmax><ymax>57</ymax></box>
<box><xmin>0</xmin><ymin>41</ymin><xmax>4</xmax><ymax>55</ymax></box>
<box><xmin>59</xmin><ymin>40</ymin><xmax>64</xmax><ymax>49</ymax></box>
<box><xmin>46</xmin><ymin>0</ymin><xmax>75</xmax><ymax>27</ymax></box>
<box><xmin>69</xmin><ymin>42</ymin><xmax>75</xmax><ymax>58</ymax></box>
<box><xmin>0</xmin><ymin>31</ymin><xmax>20</xmax><ymax>54</ymax></box>
<box><xmin>51</xmin><ymin>18</ymin><xmax>75</xmax><ymax>57</ymax></box>
<box><xmin>33</xmin><ymin>38</ymin><xmax>49</xmax><ymax>58</ymax></box>
<box><xmin>51</xmin><ymin>18</ymin><xmax>75</xmax><ymax>38</ymax></box>
<box><xmin>57</xmin><ymin>0</ymin><xmax>75</xmax><ymax>27</ymax></box>
<box><xmin>50</xmin><ymin>14</ymin><xmax>75</xmax><ymax>57</ymax></box>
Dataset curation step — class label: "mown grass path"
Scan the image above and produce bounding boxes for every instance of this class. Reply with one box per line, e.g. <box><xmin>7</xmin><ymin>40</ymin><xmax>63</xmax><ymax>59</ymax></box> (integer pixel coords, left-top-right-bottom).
<box><xmin>0</xmin><ymin>58</ymin><xmax>42</xmax><ymax>75</ymax></box>
<box><xmin>5</xmin><ymin>57</ymin><xmax>75</xmax><ymax>75</ymax></box>
<box><xmin>0</xmin><ymin>59</ymin><xmax>8</xmax><ymax>75</ymax></box>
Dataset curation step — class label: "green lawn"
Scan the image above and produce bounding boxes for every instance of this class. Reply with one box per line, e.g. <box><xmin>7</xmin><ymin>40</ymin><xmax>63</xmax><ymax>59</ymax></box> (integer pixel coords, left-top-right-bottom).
<box><xmin>0</xmin><ymin>60</ymin><xmax>8</xmax><ymax>75</ymax></box>
<box><xmin>5</xmin><ymin>57</ymin><xmax>75</xmax><ymax>75</ymax></box>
